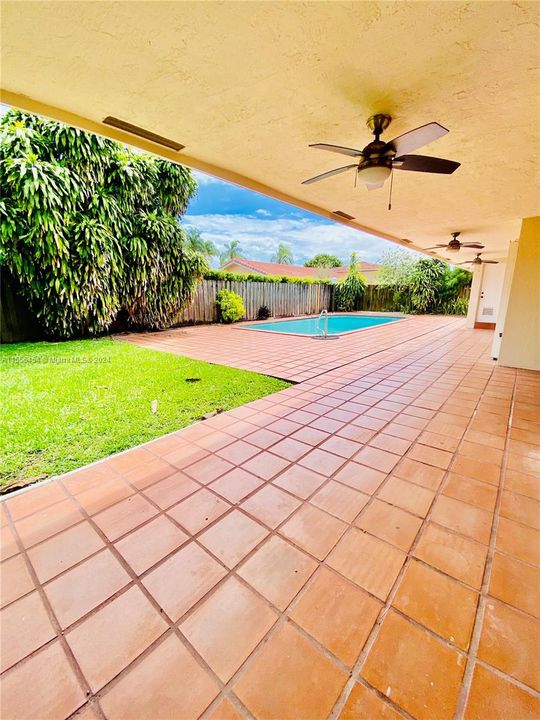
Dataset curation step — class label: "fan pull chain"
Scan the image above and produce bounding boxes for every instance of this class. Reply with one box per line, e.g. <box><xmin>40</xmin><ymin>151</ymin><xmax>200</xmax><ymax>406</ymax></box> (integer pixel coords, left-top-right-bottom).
<box><xmin>388</xmin><ymin>171</ymin><xmax>394</xmax><ymax>211</ymax></box>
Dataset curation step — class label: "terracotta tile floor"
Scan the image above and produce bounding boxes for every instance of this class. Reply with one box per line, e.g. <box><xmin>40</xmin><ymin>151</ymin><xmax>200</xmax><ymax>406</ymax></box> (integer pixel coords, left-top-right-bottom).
<box><xmin>1</xmin><ymin>317</ymin><xmax>540</xmax><ymax>719</ymax></box>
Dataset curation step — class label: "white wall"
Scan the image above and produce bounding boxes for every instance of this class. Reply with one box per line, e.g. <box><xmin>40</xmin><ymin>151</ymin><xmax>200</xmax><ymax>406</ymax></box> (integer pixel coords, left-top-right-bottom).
<box><xmin>475</xmin><ymin>263</ymin><xmax>506</xmax><ymax>324</ymax></box>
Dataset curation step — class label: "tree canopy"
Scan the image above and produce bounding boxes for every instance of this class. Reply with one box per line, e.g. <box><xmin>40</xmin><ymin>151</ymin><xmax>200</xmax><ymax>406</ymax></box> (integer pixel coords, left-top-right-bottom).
<box><xmin>274</xmin><ymin>243</ymin><xmax>293</xmax><ymax>264</ymax></box>
<box><xmin>219</xmin><ymin>239</ymin><xmax>243</xmax><ymax>265</ymax></box>
<box><xmin>0</xmin><ymin>109</ymin><xmax>207</xmax><ymax>338</ymax></box>
<box><xmin>304</xmin><ymin>253</ymin><xmax>342</xmax><ymax>268</ymax></box>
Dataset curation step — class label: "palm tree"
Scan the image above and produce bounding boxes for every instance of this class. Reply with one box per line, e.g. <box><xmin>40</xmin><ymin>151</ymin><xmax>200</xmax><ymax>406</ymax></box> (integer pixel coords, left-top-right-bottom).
<box><xmin>274</xmin><ymin>243</ymin><xmax>293</xmax><ymax>264</ymax></box>
<box><xmin>185</xmin><ymin>227</ymin><xmax>219</xmax><ymax>260</ymax></box>
<box><xmin>219</xmin><ymin>239</ymin><xmax>243</xmax><ymax>265</ymax></box>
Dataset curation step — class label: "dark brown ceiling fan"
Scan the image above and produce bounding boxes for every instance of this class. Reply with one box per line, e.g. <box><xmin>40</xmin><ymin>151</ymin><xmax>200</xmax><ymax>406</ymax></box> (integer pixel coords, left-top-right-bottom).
<box><xmin>302</xmin><ymin>114</ymin><xmax>460</xmax><ymax>190</ymax></box>
<box><xmin>426</xmin><ymin>232</ymin><xmax>484</xmax><ymax>253</ymax></box>
<box><xmin>457</xmin><ymin>253</ymin><xmax>499</xmax><ymax>266</ymax></box>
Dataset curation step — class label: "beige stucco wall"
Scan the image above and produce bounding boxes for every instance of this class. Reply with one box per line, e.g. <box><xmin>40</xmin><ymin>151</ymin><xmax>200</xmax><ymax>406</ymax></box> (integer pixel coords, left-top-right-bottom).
<box><xmin>498</xmin><ymin>217</ymin><xmax>540</xmax><ymax>371</ymax></box>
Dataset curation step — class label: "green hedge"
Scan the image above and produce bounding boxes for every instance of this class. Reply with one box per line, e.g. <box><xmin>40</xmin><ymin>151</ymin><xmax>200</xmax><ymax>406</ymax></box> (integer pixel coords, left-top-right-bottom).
<box><xmin>204</xmin><ymin>270</ymin><xmax>332</xmax><ymax>285</ymax></box>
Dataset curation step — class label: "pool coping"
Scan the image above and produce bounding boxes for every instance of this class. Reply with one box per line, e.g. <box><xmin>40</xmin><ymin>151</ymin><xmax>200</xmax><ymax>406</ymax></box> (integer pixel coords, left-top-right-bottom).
<box><xmin>235</xmin><ymin>311</ymin><xmax>408</xmax><ymax>337</ymax></box>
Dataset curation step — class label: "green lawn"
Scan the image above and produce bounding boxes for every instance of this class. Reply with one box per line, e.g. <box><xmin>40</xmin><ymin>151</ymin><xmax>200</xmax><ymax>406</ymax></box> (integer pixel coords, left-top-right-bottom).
<box><xmin>0</xmin><ymin>338</ymin><xmax>289</xmax><ymax>488</ymax></box>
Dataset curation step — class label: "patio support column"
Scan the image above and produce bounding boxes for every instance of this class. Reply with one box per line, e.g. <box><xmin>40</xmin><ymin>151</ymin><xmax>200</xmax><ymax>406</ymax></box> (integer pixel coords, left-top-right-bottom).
<box><xmin>498</xmin><ymin>216</ymin><xmax>540</xmax><ymax>371</ymax></box>
<box><xmin>465</xmin><ymin>265</ymin><xmax>484</xmax><ymax>329</ymax></box>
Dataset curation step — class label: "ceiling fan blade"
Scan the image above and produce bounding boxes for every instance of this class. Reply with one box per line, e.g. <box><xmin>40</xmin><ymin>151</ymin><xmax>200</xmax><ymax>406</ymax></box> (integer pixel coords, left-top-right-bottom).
<box><xmin>301</xmin><ymin>164</ymin><xmax>357</xmax><ymax>185</ymax></box>
<box><xmin>366</xmin><ymin>181</ymin><xmax>385</xmax><ymax>191</ymax></box>
<box><xmin>482</xmin><ymin>260</ymin><xmax>499</xmax><ymax>264</ymax></box>
<box><xmin>456</xmin><ymin>261</ymin><xmax>473</xmax><ymax>265</ymax></box>
<box><xmin>425</xmin><ymin>244</ymin><xmax>449</xmax><ymax>249</ymax></box>
<box><xmin>309</xmin><ymin>143</ymin><xmax>364</xmax><ymax>158</ymax></box>
<box><xmin>385</xmin><ymin>122</ymin><xmax>448</xmax><ymax>156</ymax></box>
<box><xmin>393</xmin><ymin>154</ymin><xmax>460</xmax><ymax>174</ymax></box>
<box><xmin>461</xmin><ymin>243</ymin><xmax>485</xmax><ymax>249</ymax></box>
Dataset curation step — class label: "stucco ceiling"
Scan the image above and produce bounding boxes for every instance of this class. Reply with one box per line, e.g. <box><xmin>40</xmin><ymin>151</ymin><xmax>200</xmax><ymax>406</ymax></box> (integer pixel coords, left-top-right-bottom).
<box><xmin>2</xmin><ymin>1</ymin><xmax>539</xmax><ymax>261</ymax></box>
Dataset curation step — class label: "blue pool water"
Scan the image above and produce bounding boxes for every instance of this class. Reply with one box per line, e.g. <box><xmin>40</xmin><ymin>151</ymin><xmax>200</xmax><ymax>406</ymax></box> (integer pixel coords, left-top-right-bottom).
<box><xmin>243</xmin><ymin>314</ymin><xmax>402</xmax><ymax>336</ymax></box>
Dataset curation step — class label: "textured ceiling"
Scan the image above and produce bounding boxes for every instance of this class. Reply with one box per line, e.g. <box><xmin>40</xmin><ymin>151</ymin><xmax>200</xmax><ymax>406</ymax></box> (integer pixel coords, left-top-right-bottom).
<box><xmin>2</xmin><ymin>1</ymin><xmax>539</xmax><ymax>261</ymax></box>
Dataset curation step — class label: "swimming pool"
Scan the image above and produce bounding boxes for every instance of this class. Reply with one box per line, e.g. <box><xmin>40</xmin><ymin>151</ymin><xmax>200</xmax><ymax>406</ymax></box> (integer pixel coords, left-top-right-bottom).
<box><xmin>242</xmin><ymin>313</ymin><xmax>403</xmax><ymax>336</ymax></box>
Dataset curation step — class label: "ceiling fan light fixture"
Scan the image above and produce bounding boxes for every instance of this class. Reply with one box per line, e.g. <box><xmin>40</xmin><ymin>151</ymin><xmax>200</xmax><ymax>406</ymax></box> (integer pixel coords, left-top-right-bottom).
<box><xmin>360</xmin><ymin>165</ymin><xmax>392</xmax><ymax>184</ymax></box>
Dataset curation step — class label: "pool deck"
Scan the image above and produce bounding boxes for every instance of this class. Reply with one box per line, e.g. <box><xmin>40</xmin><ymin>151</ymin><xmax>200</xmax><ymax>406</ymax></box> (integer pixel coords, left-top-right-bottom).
<box><xmin>1</xmin><ymin>316</ymin><xmax>539</xmax><ymax>720</ymax></box>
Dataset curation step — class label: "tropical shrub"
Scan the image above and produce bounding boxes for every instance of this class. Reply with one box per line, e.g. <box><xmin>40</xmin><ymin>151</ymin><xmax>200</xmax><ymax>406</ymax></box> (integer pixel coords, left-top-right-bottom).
<box><xmin>257</xmin><ymin>305</ymin><xmax>271</xmax><ymax>320</ymax></box>
<box><xmin>0</xmin><ymin>109</ymin><xmax>207</xmax><ymax>338</ymax></box>
<box><xmin>378</xmin><ymin>249</ymin><xmax>471</xmax><ymax>315</ymax></box>
<box><xmin>334</xmin><ymin>254</ymin><xmax>367</xmax><ymax>311</ymax></box>
<box><xmin>216</xmin><ymin>289</ymin><xmax>245</xmax><ymax>323</ymax></box>
<box><xmin>204</xmin><ymin>270</ymin><xmax>331</xmax><ymax>285</ymax></box>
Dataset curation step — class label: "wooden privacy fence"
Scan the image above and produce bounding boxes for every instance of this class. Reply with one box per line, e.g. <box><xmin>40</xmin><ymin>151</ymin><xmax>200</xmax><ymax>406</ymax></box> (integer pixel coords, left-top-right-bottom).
<box><xmin>175</xmin><ymin>279</ymin><xmax>333</xmax><ymax>324</ymax></box>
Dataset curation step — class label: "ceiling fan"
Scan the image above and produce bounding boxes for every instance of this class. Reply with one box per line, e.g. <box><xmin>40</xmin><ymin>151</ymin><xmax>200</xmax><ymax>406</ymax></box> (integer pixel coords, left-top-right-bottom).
<box><xmin>426</xmin><ymin>232</ymin><xmax>484</xmax><ymax>253</ymax></box>
<box><xmin>302</xmin><ymin>114</ymin><xmax>460</xmax><ymax>190</ymax></box>
<box><xmin>457</xmin><ymin>253</ymin><xmax>499</xmax><ymax>266</ymax></box>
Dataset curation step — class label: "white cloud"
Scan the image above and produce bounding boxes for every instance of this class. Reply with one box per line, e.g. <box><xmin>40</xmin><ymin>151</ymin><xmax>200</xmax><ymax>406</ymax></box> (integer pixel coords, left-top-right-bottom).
<box><xmin>255</xmin><ymin>209</ymin><xmax>271</xmax><ymax>217</ymax></box>
<box><xmin>183</xmin><ymin>212</ymin><xmax>397</xmax><ymax>264</ymax></box>
<box><xmin>191</xmin><ymin>170</ymin><xmax>223</xmax><ymax>186</ymax></box>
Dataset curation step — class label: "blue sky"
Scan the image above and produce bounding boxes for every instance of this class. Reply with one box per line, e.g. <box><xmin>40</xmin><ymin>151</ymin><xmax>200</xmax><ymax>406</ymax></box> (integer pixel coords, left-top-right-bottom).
<box><xmin>185</xmin><ymin>170</ymin><xmax>400</xmax><ymax>267</ymax></box>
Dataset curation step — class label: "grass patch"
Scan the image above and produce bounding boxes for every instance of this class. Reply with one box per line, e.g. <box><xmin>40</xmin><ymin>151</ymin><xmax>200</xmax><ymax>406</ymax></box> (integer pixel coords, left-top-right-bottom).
<box><xmin>0</xmin><ymin>338</ymin><xmax>290</xmax><ymax>488</ymax></box>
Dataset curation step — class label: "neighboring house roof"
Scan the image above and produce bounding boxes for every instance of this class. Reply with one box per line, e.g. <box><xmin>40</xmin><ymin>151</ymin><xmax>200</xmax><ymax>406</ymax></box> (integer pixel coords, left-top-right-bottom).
<box><xmin>220</xmin><ymin>258</ymin><xmax>381</xmax><ymax>279</ymax></box>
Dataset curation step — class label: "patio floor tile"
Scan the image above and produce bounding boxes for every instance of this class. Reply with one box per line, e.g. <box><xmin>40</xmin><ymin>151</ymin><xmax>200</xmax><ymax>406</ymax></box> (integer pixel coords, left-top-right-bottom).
<box><xmin>240</xmin><ymin>485</ymin><xmax>300</xmax><ymax>528</ymax></box>
<box><xmin>499</xmin><ymin>490</ymin><xmax>540</xmax><ymax>529</ymax></box>
<box><xmin>0</xmin><ymin>591</ymin><xmax>56</xmax><ymax>672</ymax></box>
<box><xmin>355</xmin><ymin>500</ymin><xmax>422</xmax><ymax>551</ymax></box>
<box><xmin>234</xmin><ymin>621</ymin><xmax>347</xmax><ymax>720</ymax></box>
<box><xmin>27</xmin><ymin>522</ymin><xmax>104</xmax><ymax>582</ymax></box>
<box><xmin>393</xmin><ymin>457</ymin><xmax>445</xmax><ymax>490</ymax></box>
<box><xmin>333</xmin><ymin>462</ymin><xmax>387</xmax><ymax>493</ymax></box>
<box><xmin>353</xmin><ymin>446</ymin><xmax>400</xmax><ymax>474</ymax></box>
<box><xmin>198</xmin><ymin>510</ymin><xmax>268</xmax><ymax>568</ymax></box>
<box><xmin>0</xmin><ymin>642</ymin><xmax>85</xmax><ymax>720</ymax></box>
<box><xmin>478</xmin><ymin>598</ymin><xmax>540</xmax><ymax>691</ymax></box>
<box><xmin>289</xmin><ymin>566</ymin><xmax>381</xmax><ymax>666</ymax></box>
<box><xmin>242</xmin><ymin>452</ymin><xmax>290</xmax><ymax>480</ymax></box>
<box><xmin>114</xmin><ymin>515</ymin><xmax>188</xmax><ymax>575</ymax></box>
<box><xmin>13</xmin><ymin>497</ymin><xmax>83</xmax><ymax>548</ymax></box>
<box><xmin>495</xmin><ymin>516</ymin><xmax>540</xmax><ymax>566</ymax></box>
<box><xmin>66</xmin><ymin>586</ymin><xmax>167</xmax><ymax>692</ymax></box>
<box><xmin>413</xmin><ymin>522</ymin><xmax>488</xmax><ymax>588</ymax></box>
<box><xmin>310</xmin><ymin>480</ymin><xmax>369</xmax><ymax>522</ymax></box>
<box><xmin>141</xmin><ymin>472</ymin><xmax>200</xmax><ymax>508</ymax></box>
<box><xmin>273</xmin><ymin>464</ymin><xmax>326</xmax><ymax>498</ymax></box>
<box><xmin>338</xmin><ymin>682</ymin><xmax>406</xmax><ymax>719</ymax></box>
<box><xmin>142</xmin><ymin>542</ymin><xmax>226</xmax><ymax>621</ymax></box>
<box><xmin>209</xmin><ymin>468</ymin><xmax>263</xmax><ymax>504</ymax></box>
<box><xmin>327</xmin><ymin>528</ymin><xmax>405</xmax><ymax>600</ymax></box>
<box><xmin>44</xmin><ymin>548</ymin><xmax>131</xmax><ymax>628</ymax></box>
<box><xmin>5</xmin><ymin>481</ymin><xmax>66</xmax><ymax>522</ymax></box>
<box><xmin>430</xmin><ymin>495</ymin><xmax>492</xmax><ymax>544</ymax></box>
<box><xmin>93</xmin><ymin>494</ymin><xmax>158</xmax><ymax>541</ymax></box>
<box><xmin>392</xmin><ymin>559</ymin><xmax>478</xmax><ymax>650</ymax></box>
<box><xmin>216</xmin><ymin>441</ymin><xmax>260</xmax><ymax>465</ymax></box>
<box><xmin>100</xmin><ymin>634</ymin><xmax>219</xmax><ymax>720</ymax></box>
<box><xmin>489</xmin><ymin>551</ymin><xmax>540</xmax><ymax>617</ymax></box>
<box><xmin>0</xmin><ymin>553</ymin><xmax>34</xmax><ymax>608</ymax></box>
<box><xmin>298</xmin><ymin>448</ymin><xmax>347</xmax><ymax>476</ymax></box>
<box><xmin>279</xmin><ymin>504</ymin><xmax>347</xmax><ymax>560</ymax></box>
<box><xmin>180</xmin><ymin>577</ymin><xmax>277</xmax><ymax>682</ymax></box>
<box><xmin>361</xmin><ymin>610</ymin><xmax>465</xmax><ymax>720</ymax></box>
<box><xmin>377</xmin><ymin>476</ymin><xmax>434</xmax><ymax>516</ymax></box>
<box><xmin>442</xmin><ymin>473</ymin><xmax>497</xmax><ymax>512</ymax></box>
<box><xmin>464</xmin><ymin>663</ymin><xmax>540</xmax><ymax>720</ymax></box>
<box><xmin>206</xmin><ymin>698</ymin><xmax>244</xmax><ymax>720</ymax></box>
<box><xmin>167</xmin><ymin>488</ymin><xmax>230</xmax><ymax>534</ymax></box>
<box><xmin>238</xmin><ymin>536</ymin><xmax>317</xmax><ymax>610</ymax></box>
